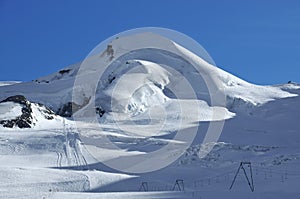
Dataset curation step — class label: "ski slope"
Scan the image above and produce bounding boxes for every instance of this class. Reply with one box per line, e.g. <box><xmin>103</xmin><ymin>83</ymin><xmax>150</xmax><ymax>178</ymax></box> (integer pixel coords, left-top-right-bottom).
<box><xmin>0</xmin><ymin>31</ymin><xmax>299</xmax><ymax>198</ymax></box>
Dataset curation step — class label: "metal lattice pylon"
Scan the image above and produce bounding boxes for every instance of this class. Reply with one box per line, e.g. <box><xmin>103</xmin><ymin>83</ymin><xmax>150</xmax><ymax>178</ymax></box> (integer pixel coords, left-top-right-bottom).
<box><xmin>172</xmin><ymin>179</ymin><xmax>184</xmax><ymax>191</ymax></box>
<box><xmin>139</xmin><ymin>182</ymin><xmax>148</xmax><ymax>192</ymax></box>
<box><xmin>229</xmin><ymin>162</ymin><xmax>255</xmax><ymax>192</ymax></box>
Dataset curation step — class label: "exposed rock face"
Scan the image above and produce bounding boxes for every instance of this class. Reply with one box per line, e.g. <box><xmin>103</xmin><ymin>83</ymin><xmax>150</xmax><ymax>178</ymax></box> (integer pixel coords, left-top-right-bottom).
<box><xmin>57</xmin><ymin>102</ymin><xmax>106</xmax><ymax>118</ymax></box>
<box><xmin>56</xmin><ymin>97</ymin><xmax>103</xmax><ymax>118</ymax></box>
<box><xmin>0</xmin><ymin>95</ymin><xmax>106</xmax><ymax>129</ymax></box>
<box><xmin>0</xmin><ymin>95</ymin><xmax>57</xmax><ymax>128</ymax></box>
<box><xmin>57</xmin><ymin>102</ymin><xmax>81</xmax><ymax>117</ymax></box>
<box><xmin>0</xmin><ymin>95</ymin><xmax>33</xmax><ymax>128</ymax></box>
<box><xmin>95</xmin><ymin>106</ymin><xmax>105</xmax><ymax>117</ymax></box>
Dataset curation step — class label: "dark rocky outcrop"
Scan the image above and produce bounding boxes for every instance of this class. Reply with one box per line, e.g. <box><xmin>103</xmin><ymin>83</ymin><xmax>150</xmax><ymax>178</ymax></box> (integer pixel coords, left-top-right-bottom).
<box><xmin>57</xmin><ymin>102</ymin><xmax>81</xmax><ymax>117</ymax></box>
<box><xmin>96</xmin><ymin>106</ymin><xmax>105</xmax><ymax>117</ymax></box>
<box><xmin>57</xmin><ymin>96</ymin><xmax>92</xmax><ymax>118</ymax></box>
<box><xmin>57</xmin><ymin>100</ymin><xmax>106</xmax><ymax>118</ymax></box>
<box><xmin>0</xmin><ymin>95</ymin><xmax>57</xmax><ymax>128</ymax></box>
<box><xmin>0</xmin><ymin>95</ymin><xmax>33</xmax><ymax>128</ymax></box>
<box><xmin>58</xmin><ymin>69</ymin><xmax>71</xmax><ymax>75</ymax></box>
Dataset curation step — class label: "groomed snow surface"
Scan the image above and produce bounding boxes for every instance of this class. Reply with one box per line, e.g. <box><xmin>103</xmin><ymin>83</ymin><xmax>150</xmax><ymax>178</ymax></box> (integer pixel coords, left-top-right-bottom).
<box><xmin>0</xmin><ymin>32</ymin><xmax>300</xmax><ymax>198</ymax></box>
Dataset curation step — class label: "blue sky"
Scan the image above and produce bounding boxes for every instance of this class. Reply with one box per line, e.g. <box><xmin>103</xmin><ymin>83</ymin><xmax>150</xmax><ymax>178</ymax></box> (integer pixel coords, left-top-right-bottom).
<box><xmin>1</xmin><ymin>0</ymin><xmax>300</xmax><ymax>84</ymax></box>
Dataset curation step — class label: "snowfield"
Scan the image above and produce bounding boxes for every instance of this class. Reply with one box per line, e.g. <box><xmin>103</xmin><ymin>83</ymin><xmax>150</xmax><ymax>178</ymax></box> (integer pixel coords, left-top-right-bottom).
<box><xmin>0</xmin><ymin>31</ymin><xmax>299</xmax><ymax>198</ymax></box>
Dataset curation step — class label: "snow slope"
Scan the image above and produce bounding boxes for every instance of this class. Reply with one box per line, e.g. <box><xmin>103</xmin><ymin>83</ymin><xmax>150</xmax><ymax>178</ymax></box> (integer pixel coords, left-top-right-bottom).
<box><xmin>0</xmin><ymin>31</ymin><xmax>299</xmax><ymax>198</ymax></box>
<box><xmin>0</xmin><ymin>102</ymin><xmax>23</xmax><ymax>120</ymax></box>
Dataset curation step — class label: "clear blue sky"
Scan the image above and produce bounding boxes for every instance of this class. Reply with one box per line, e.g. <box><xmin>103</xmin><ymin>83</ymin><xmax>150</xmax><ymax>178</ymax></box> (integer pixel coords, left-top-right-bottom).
<box><xmin>1</xmin><ymin>0</ymin><xmax>300</xmax><ymax>85</ymax></box>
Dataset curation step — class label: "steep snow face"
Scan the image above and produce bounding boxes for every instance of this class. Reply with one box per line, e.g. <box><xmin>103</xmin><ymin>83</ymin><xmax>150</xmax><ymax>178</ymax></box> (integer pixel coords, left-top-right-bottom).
<box><xmin>104</xmin><ymin>60</ymin><xmax>170</xmax><ymax>115</ymax></box>
<box><xmin>98</xmin><ymin>58</ymin><xmax>235</xmax><ymax>137</ymax></box>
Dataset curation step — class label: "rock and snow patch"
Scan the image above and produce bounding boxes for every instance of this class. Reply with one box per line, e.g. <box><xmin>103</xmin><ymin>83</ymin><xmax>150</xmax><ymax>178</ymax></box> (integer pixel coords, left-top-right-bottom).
<box><xmin>0</xmin><ymin>95</ymin><xmax>33</xmax><ymax>128</ymax></box>
<box><xmin>0</xmin><ymin>95</ymin><xmax>64</xmax><ymax>129</ymax></box>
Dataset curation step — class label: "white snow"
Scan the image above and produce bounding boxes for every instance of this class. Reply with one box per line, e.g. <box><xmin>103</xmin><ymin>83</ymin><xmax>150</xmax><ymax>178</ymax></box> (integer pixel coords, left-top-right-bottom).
<box><xmin>0</xmin><ymin>31</ymin><xmax>299</xmax><ymax>198</ymax></box>
<box><xmin>0</xmin><ymin>81</ymin><xmax>21</xmax><ymax>87</ymax></box>
<box><xmin>0</xmin><ymin>102</ymin><xmax>23</xmax><ymax>120</ymax></box>
<box><xmin>173</xmin><ymin>42</ymin><xmax>297</xmax><ymax>106</ymax></box>
<box><xmin>30</xmin><ymin>103</ymin><xmax>65</xmax><ymax>129</ymax></box>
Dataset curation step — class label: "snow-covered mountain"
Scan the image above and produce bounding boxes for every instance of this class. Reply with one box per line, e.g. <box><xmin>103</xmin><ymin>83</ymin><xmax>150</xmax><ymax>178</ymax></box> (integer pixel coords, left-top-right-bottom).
<box><xmin>0</xmin><ymin>32</ymin><xmax>299</xmax><ymax>198</ymax></box>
